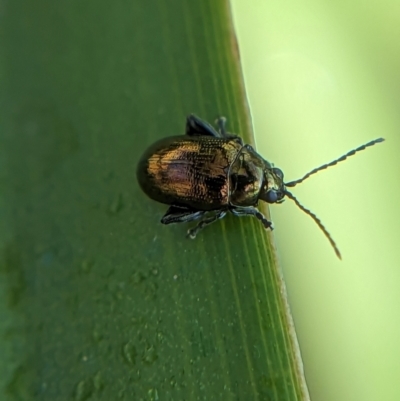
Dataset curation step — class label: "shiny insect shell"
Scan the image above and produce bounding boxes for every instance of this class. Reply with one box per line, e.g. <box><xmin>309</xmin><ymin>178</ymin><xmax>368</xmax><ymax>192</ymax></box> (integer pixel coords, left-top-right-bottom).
<box><xmin>137</xmin><ymin>115</ymin><xmax>279</xmax><ymax>237</ymax></box>
<box><xmin>136</xmin><ymin>114</ymin><xmax>384</xmax><ymax>258</ymax></box>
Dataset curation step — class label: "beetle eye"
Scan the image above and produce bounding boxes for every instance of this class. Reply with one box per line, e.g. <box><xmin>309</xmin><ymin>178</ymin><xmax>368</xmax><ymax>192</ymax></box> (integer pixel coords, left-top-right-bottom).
<box><xmin>272</xmin><ymin>168</ymin><xmax>284</xmax><ymax>180</ymax></box>
<box><xmin>265</xmin><ymin>190</ymin><xmax>279</xmax><ymax>203</ymax></box>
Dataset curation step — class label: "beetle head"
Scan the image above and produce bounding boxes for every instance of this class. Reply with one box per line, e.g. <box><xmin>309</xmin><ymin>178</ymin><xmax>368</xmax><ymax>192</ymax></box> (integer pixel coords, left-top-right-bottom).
<box><xmin>259</xmin><ymin>167</ymin><xmax>286</xmax><ymax>204</ymax></box>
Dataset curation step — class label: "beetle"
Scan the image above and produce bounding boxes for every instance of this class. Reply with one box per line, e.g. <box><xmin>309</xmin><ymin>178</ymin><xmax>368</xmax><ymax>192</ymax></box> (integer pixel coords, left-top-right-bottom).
<box><xmin>136</xmin><ymin>114</ymin><xmax>384</xmax><ymax>258</ymax></box>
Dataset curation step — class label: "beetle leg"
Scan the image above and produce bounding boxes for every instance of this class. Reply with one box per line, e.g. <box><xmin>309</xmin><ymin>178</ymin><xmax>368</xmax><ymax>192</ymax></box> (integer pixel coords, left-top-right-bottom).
<box><xmin>187</xmin><ymin>209</ymin><xmax>227</xmax><ymax>239</ymax></box>
<box><xmin>186</xmin><ymin>114</ymin><xmax>243</xmax><ymax>143</ymax></box>
<box><xmin>230</xmin><ymin>207</ymin><xmax>274</xmax><ymax>230</ymax></box>
<box><xmin>216</xmin><ymin>116</ymin><xmax>228</xmax><ymax>136</ymax></box>
<box><xmin>161</xmin><ymin>206</ymin><xmax>205</xmax><ymax>225</ymax></box>
<box><xmin>186</xmin><ymin>114</ymin><xmax>220</xmax><ymax>137</ymax></box>
<box><xmin>215</xmin><ymin>116</ymin><xmax>244</xmax><ymax>143</ymax></box>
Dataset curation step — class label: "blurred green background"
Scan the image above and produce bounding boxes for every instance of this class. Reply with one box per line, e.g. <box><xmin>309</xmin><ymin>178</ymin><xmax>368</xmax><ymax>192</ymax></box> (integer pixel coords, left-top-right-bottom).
<box><xmin>231</xmin><ymin>0</ymin><xmax>400</xmax><ymax>400</ymax></box>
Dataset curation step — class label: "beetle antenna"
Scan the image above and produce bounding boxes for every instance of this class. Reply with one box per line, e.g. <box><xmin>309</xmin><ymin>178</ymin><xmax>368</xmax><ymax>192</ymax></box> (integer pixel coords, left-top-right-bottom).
<box><xmin>285</xmin><ymin>190</ymin><xmax>342</xmax><ymax>259</ymax></box>
<box><xmin>286</xmin><ymin>138</ymin><xmax>384</xmax><ymax>188</ymax></box>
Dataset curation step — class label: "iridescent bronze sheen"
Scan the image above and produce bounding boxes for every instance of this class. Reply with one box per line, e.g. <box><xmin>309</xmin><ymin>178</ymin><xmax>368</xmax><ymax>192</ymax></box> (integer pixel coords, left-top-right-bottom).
<box><xmin>137</xmin><ymin>114</ymin><xmax>281</xmax><ymax>239</ymax></box>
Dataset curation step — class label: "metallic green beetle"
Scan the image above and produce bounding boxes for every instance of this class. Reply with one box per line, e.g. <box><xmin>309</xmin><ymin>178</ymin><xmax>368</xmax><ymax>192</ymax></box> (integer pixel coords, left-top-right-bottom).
<box><xmin>137</xmin><ymin>114</ymin><xmax>384</xmax><ymax>258</ymax></box>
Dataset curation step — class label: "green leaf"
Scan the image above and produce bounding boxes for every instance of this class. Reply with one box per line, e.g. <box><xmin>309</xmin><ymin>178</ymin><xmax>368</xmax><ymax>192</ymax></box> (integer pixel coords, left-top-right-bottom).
<box><xmin>0</xmin><ymin>0</ymin><xmax>309</xmax><ymax>400</ymax></box>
